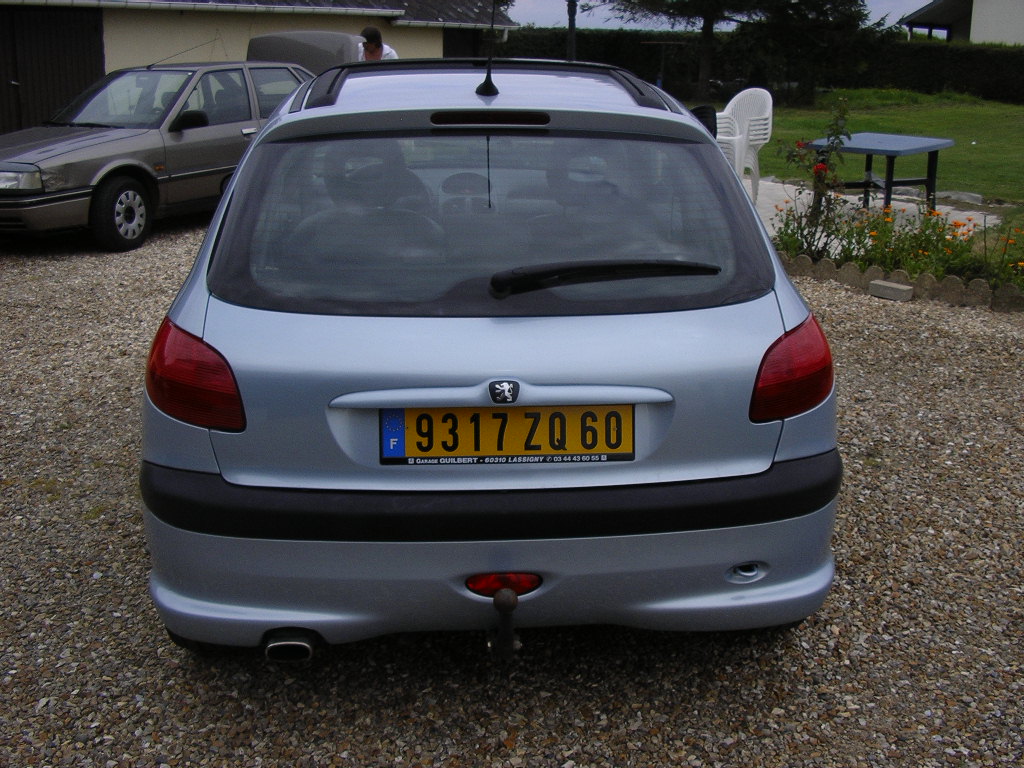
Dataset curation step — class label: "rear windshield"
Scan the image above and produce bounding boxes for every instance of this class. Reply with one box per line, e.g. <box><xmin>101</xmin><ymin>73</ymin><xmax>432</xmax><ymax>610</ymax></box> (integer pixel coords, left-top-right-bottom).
<box><xmin>208</xmin><ymin>132</ymin><xmax>774</xmax><ymax>316</ymax></box>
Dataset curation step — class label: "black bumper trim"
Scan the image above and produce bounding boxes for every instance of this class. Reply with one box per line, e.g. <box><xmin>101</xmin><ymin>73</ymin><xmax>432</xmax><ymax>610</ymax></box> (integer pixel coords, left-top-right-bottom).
<box><xmin>0</xmin><ymin>187</ymin><xmax>91</xmax><ymax>209</ymax></box>
<box><xmin>140</xmin><ymin>451</ymin><xmax>841</xmax><ymax>542</ymax></box>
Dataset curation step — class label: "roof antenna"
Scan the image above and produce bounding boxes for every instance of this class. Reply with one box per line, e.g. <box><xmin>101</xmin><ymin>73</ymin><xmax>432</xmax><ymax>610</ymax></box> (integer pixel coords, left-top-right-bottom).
<box><xmin>476</xmin><ymin>0</ymin><xmax>500</xmax><ymax>96</ymax></box>
<box><xmin>147</xmin><ymin>36</ymin><xmax>220</xmax><ymax>68</ymax></box>
<box><xmin>476</xmin><ymin>62</ymin><xmax>499</xmax><ymax>97</ymax></box>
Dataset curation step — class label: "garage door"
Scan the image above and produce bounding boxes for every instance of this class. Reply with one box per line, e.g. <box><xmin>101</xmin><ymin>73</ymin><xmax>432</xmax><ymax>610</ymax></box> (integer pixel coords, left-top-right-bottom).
<box><xmin>0</xmin><ymin>7</ymin><xmax>103</xmax><ymax>134</ymax></box>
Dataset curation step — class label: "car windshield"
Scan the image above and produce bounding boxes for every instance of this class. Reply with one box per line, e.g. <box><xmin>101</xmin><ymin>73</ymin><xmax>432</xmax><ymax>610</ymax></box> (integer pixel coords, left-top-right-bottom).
<box><xmin>208</xmin><ymin>132</ymin><xmax>775</xmax><ymax>316</ymax></box>
<box><xmin>49</xmin><ymin>70</ymin><xmax>192</xmax><ymax>129</ymax></box>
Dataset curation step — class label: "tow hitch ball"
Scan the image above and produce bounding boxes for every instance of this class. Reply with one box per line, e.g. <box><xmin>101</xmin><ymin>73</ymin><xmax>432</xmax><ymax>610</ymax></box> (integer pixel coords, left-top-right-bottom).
<box><xmin>487</xmin><ymin>587</ymin><xmax>522</xmax><ymax>660</ymax></box>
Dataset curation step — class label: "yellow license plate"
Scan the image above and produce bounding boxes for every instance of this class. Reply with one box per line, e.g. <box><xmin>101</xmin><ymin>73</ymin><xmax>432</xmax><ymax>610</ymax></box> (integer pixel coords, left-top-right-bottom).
<box><xmin>380</xmin><ymin>405</ymin><xmax>634</xmax><ymax>465</ymax></box>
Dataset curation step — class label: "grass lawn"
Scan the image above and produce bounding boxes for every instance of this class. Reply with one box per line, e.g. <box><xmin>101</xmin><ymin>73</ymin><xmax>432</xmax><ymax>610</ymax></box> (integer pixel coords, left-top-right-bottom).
<box><xmin>754</xmin><ymin>89</ymin><xmax>1024</xmax><ymax>206</ymax></box>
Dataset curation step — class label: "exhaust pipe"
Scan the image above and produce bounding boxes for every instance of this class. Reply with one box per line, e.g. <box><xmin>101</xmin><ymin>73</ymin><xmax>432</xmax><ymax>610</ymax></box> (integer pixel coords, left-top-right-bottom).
<box><xmin>263</xmin><ymin>630</ymin><xmax>317</xmax><ymax>662</ymax></box>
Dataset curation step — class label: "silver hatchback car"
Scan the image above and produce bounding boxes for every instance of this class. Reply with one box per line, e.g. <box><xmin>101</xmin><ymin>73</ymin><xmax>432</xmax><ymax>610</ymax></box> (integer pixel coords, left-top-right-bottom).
<box><xmin>141</xmin><ymin>59</ymin><xmax>841</xmax><ymax>660</ymax></box>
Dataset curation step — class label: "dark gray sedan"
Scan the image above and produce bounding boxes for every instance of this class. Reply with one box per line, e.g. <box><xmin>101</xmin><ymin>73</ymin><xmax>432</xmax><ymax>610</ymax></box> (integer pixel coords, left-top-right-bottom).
<box><xmin>0</xmin><ymin>61</ymin><xmax>312</xmax><ymax>250</ymax></box>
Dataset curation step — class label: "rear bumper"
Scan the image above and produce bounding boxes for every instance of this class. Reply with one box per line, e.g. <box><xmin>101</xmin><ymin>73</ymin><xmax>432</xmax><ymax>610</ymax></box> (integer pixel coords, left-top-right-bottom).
<box><xmin>142</xmin><ymin>452</ymin><xmax>840</xmax><ymax>646</ymax></box>
<box><xmin>145</xmin><ymin>500</ymin><xmax>837</xmax><ymax>647</ymax></box>
<box><xmin>140</xmin><ymin>449</ymin><xmax>842</xmax><ymax>542</ymax></box>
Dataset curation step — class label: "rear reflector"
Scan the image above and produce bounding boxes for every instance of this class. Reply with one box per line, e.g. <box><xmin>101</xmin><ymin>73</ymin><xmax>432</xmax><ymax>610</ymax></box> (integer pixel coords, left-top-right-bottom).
<box><xmin>466</xmin><ymin>573</ymin><xmax>542</xmax><ymax>598</ymax></box>
<box><xmin>749</xmin><ymin>314</ymin><xmax>833</xmax><ymax>423</ymax></box>
<box><xmin>146</xmin><ymin>317</ymin><xmax>246</xmax><ymax>432</ymax></box>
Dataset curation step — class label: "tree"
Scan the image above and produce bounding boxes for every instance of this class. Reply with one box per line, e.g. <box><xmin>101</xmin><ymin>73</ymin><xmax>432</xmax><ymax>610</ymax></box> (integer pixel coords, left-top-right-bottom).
<box><xmin>734</xmin><ymin>0</ymin><xmax>877</xmax><ymax>103</ymax></box>
<box><xmin>591</xmin><ymin>1</ymin><xmax>768</xmax><ymax>98</ymax></box>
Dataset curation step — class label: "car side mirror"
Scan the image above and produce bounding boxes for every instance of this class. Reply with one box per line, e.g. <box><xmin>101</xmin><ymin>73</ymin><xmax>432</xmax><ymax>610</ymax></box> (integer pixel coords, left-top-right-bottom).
<box><xmin>170</xmin><ymin>110</ymin><xmax>210</xmax><ymax>132</ymax></box>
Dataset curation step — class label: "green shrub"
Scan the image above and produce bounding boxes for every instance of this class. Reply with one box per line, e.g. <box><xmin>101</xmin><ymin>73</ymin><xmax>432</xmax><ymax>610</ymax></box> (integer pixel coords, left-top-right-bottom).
<box><xmin>775</xmin><ymin>195</ymin><xmax>1024</xmax><ymax>290</ymax></box>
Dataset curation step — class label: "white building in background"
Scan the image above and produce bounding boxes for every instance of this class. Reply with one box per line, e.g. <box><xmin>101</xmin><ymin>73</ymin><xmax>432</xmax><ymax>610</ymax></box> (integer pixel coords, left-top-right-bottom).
<box><xmin>902</xmin><ymin>0</ymin><xmax>1024</xmax><ymax>45</ymax></box>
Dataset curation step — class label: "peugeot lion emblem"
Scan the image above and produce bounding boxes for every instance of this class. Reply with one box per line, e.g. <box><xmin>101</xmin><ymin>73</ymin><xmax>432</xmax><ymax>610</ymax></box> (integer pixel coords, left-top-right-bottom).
<box><xmin>489</xmin><ymin>380</ymin><xmax>520</xmax><ymax>404</ymax></box>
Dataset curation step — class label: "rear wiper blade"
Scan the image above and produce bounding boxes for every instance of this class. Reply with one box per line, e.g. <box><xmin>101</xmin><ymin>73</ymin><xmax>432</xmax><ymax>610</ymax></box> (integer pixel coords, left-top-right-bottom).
<box><xmin>489</xmin><ymin>259</ymin><xmax>721</xmax><ymax>299</ymax></box>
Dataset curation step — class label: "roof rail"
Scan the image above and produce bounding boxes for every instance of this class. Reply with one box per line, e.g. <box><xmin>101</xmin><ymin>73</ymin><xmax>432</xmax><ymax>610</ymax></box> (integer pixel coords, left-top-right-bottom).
<box><xmin>288</xmin><ymin>77</ymin><xmax>316</xmax><ymax>114</ymax></box>
<box><xmin>301</xmin><ymin>58</ymin><xmax>673</xmax><ymax>113</ymax></box>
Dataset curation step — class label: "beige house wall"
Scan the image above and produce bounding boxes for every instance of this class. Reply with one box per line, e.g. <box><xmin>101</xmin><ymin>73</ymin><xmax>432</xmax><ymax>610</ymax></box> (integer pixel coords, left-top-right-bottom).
<box><xmin>101</xmin><ymin>10</ymin><xmax>442</xmax><ymax>71</ymax></box>
<box><xmin>971</xmin><ymin>0</ymin><xmax>1024</xmax><ymax>45</ymax></box>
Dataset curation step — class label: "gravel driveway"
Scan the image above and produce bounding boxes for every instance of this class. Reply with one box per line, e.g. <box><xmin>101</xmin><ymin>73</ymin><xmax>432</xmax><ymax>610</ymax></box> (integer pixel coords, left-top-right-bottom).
<box><xmin>2</xmin><ymin>220</ymin><xmax>1022</xmax><ymax>767</ymax></box>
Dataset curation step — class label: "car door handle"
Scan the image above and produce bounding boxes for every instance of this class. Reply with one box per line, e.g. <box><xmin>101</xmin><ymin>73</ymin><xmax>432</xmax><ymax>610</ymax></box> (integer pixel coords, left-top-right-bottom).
<box><xmin>241</xmin><ymin>127</ymin><xmax>258</xmax><ymax>136</ymax></box>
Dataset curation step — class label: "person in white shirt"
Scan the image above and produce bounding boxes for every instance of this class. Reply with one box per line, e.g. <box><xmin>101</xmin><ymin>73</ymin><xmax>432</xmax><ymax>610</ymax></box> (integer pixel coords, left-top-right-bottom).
<box><xmin>358</xmin><ymin>26</ymin><xmax>399</xmax><ymax>61</ymax></box>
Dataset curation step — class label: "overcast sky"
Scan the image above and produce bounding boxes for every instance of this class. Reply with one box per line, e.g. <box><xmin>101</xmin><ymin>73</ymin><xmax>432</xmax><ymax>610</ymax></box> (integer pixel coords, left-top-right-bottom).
<box><xmin>509</xmin><ymin>0</ymin><xmax>925</xmax><ymax>29</ymax></box>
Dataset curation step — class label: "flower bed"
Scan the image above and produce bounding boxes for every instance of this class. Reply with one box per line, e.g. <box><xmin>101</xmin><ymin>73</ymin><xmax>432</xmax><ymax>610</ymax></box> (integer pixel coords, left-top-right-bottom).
<box><xmin>772</xmin><ymin>98</ymin><xmax>1024</xmax><ymax>311</ymax></box>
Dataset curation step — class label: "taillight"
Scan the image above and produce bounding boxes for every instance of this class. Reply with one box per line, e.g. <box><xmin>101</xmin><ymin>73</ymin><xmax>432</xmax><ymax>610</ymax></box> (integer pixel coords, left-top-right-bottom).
<box><xmin>145</xmin><ymin>317</ymin><xmax>246</xmax><ymax>431</ymax></box>
<box><xmin>749</xmin><ymin>314</ymin><xmax>833</xmax><ymax>423</ymax></box>
<box><xmin>466</xmin><ymin>573</ymin><xmax>542</xmax><ymax>598</ymax></box>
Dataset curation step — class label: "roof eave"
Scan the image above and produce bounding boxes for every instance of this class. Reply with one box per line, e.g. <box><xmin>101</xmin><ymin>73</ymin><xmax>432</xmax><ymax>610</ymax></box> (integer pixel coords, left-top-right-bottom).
<box><xmin>1</xmin><ymin>0</ymin><xmax>404</xmax><ymax>14</ymax></box>
<box><xmin>899</xmin><ymin>0</ymin><xmax>972</xmax><ymax>26</ymax></box>
<box><xmin>391</xmin><ymin>19</ymin><xmax>520</xmax><ymax>31</ymax></box>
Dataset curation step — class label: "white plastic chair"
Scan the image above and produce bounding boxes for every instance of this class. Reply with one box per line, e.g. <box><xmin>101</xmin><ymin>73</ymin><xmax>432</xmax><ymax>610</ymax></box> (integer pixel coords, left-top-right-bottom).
<box><xmin>716</xmin><ymin>88</ymin><xmax>773</xmax><ymax>203</ymax></box>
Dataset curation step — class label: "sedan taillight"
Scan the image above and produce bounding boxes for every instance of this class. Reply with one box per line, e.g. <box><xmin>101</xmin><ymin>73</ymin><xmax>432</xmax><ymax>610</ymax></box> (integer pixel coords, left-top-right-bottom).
<box><xmin>146</xmin><ymin>317</ymin><xmax>246</xmax><ymax>431</ymax></box>
<box><xmin>749</xmin><ymin>314</ymin><xmax>833</xmax><ymax>423</ymax></box>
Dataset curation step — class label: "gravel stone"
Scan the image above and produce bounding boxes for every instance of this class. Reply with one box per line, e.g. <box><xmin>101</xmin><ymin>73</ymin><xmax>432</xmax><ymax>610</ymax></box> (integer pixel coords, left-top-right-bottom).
<box><xmin>2</xmin><ymin>219</ymin><xmax>1022</xmax><ymax>767</ymax></box>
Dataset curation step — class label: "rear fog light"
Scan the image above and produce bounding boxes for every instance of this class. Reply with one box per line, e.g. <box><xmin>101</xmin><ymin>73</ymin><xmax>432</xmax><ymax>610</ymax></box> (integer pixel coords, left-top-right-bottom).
<box><xmin>466</xmin><ymin>572</ymin><xmax>542</xmax><ymax>597</ymax></box>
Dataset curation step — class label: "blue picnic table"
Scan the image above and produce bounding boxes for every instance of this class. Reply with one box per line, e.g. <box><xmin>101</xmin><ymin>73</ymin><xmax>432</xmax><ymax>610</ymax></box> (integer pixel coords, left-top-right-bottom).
<box><xmin>808</xmin><ymin>132</ymin><xmax>955</xmax><ymax>210</ymax></box>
